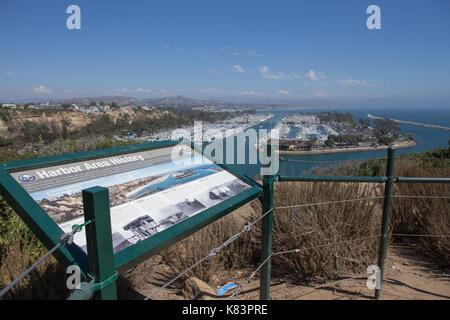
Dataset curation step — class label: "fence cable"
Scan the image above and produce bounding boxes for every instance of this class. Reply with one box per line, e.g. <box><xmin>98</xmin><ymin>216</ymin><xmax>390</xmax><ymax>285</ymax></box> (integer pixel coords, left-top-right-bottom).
<box><xmin>0</xmin><ymin>221</ymin><xmax>91</xmax><ymax>299</ymax></box>
<box><xmin>280</xmin><ymin>157</ymin><xmax>450</xmax><ymax>164</ymax></box>
<box><xmin>392</xmin><ymin>195</ymin><xmax>450</xmax><ymax>200</ymax></box>
<box><xmin>143</xmin><ymin>208</ymin><xmax>275</xmax><ymax>300</ymax></box>
<box><xmin>228</xmin><ymin>234</ymin><xmax>382</xmax><ymax>299</ymax></box>
<box><xmin>392</xmin><ymin>233</ymin><xmax>450</xmax><ymax>238</ymax></box>
<box><xmin>272</xmin><ymin>195</ymin><xmax>448</xmax><ymax>212</ymax></box>
<box><xmin>275</xmin><ymin>196</ymin><xmax>385</xmax><ymax>210</ymax></box>
<box><xmin>396</xmin><ymin>157</ymin><xmax>450</xmax><ymax>161</ymax></box>
<box><xmin>280</xmin><ymin>157</ymin><xmax>385</xmax><ymax>164</ymax></box>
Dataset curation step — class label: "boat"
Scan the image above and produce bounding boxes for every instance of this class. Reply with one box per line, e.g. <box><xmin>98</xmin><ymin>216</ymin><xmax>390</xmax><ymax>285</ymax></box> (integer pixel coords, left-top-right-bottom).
<box><xmin>174</xmin><ymin>169</ymin><xmax>196</xmax><ymax>180</ymax></box>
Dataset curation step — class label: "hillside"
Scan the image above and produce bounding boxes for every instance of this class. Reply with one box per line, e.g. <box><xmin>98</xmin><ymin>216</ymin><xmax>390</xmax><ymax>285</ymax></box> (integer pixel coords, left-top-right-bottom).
<box><xmin>0</xmin><ymin>109</ymin><xmax>91</xmax><ymax>137</ymax></box>
<box><xmin>0</xmin><ymin>108</ymin><xmax>169</xmax><ymax>140</ymax></box>
<box><xmin>52</xmin><ymin>95</ymin><xmax>231</xmax><ymax>109</ymax></box>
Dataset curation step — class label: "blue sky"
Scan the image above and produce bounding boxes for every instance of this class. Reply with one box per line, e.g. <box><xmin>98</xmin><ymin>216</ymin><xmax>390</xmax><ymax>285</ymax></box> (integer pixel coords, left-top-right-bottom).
<box><xmin>1</xmin><ymin>0</ymin><xmax>449</xmax><ymax>107</ymax></box>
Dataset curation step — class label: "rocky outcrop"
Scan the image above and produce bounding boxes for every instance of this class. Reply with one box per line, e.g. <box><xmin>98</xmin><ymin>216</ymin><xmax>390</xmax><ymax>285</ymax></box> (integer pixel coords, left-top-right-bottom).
<box><xmin>0</xmin><ymin>109</ymin><xmax>169</xmax><ymax>138</ymax></box>
<box><xmin>182</xmin><ymin>277</ymin><xmax>217</xmax><ymax>300</ymax></box>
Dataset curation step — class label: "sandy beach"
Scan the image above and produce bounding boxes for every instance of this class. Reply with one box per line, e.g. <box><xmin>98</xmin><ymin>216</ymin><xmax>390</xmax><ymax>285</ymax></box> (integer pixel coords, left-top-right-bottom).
<box><xmin>278</xmin><ymin>140</ymin><xmax>417</xmax><ymax>155</ymax></box>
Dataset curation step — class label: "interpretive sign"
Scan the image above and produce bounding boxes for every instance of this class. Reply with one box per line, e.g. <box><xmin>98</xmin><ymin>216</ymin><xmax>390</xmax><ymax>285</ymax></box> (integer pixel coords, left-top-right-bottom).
<box><xmin>0</xmin><ymin>139</ymin><xmax>262</xmax><ymax>272</ymax></box>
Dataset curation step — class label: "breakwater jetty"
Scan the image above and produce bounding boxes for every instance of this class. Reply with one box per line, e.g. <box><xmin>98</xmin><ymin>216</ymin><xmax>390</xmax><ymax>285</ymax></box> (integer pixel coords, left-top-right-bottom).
<box><xmin>367</xmin><ymin>114</ymin><xmax>450</xmax><ymax>131</ymax></box>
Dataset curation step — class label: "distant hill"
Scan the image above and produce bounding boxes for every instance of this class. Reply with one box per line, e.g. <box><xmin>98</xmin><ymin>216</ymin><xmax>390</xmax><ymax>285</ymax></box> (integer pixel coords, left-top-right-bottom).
<box><xmin>52</xmin><ymin>95</ymin><xmax>231</xmax><ymax>109</ymax></box>
<box><xmin>56</xmin><ymin>96</ymin><xmax>140</xmax><ymax>105</ymax></box>
<box><xmin>3</xmin><ymin>94</ymin><xmax>340</xmax><ymax>110</ymax></box>
<box><xmin>141</xmin><ymin>96</ymin><xmax>226</xmax><ymax>108</ymax></box>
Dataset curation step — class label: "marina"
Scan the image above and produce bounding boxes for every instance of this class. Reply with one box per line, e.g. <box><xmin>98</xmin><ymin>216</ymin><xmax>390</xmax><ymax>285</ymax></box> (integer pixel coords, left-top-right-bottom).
<box><xmin>230</xmin><ymin>107</ymin><xmax>450</xmax><ymax>178</ymax></box>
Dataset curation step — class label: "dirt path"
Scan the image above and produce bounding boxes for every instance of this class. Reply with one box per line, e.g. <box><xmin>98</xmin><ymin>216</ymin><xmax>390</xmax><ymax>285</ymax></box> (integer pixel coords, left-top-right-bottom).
<box><xmin>129</xmin><ymin>242</ymin><xmax>450</xmax><ymax>300</ymax></box>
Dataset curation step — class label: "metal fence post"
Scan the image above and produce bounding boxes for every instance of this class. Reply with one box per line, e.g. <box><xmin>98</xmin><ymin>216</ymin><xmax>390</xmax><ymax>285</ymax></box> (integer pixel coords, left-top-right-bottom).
<box><xmin>260</xmin><ymin>143</ymin><xmax>275</xmax><ymax>300</ymax></box>
<box><xmin>375</xmin><ymin>146</ymin><xmax>395</xmax><ymax>300</ymax></box>
<box><xmin>82</xmin><ymin>186</ymin><xmax>117</xmax><ymax>300</ymax></box>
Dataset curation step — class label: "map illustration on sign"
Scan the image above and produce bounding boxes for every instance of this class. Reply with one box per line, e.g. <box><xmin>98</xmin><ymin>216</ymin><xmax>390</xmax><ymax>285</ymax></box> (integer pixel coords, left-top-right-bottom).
<box><xmin>10</xmin><ymin>144</ymin><xmax>251</xmax><ymax>254</ymax></box>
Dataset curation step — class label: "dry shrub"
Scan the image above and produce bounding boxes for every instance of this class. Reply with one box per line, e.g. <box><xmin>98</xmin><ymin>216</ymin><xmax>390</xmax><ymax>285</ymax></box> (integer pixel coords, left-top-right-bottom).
<box><xmin>0</xmin><ymin>238</ymin><xmax>68</xmax><ymax>300</ymax></box>
<box><xmin>391</xmin><ymin>159</ymin><xmax>450</xmax><ymax>270</ymax></box>
<box><xmin>0</xmin><ymin>200</ymin><xmax>68</xmax><ymax>299</ymax></box>
<box><xmin>159</xmin><ymin>212</ymin><xmax>257</xmax><ymax>288</ymax></box>
<box><xmin>0</xmin><ymin>203</ymin><xmax>138</xmax><ymax>300</ymax></box>
<box><xmin>250</xmin><ymin>181</ymin><xmax>382</xmax><ymax>283</ymax></box>
<box><xmin>160</xmin><ymin>181</ymin><xmax>384</xmax><ymax>286</ymax></box>
<box><xmin>116</xmin><ymin>258</ymin><xmax>161</xmax><ymax>300</ymax></box>
<box><xmin>308</xmin><ymin>156</ymin><xmax>449</xmax><ymax>271</ymax></box>
<box><xmin>1</xmin><ymin>154</ymin><xmax>447</xmax><ymax>298</ymax></box>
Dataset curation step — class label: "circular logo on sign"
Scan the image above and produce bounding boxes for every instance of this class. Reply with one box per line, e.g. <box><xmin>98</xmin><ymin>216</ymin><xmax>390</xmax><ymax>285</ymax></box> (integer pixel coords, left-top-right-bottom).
<box><xmin>18</xmin><ymin>174</ymin><xmax>36</xmax><ymax>182</ymax></box>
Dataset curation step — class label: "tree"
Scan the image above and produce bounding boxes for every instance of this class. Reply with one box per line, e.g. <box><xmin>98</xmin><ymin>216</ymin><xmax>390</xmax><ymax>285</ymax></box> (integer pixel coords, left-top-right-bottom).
<box><xmin>359</xmin><ymin>118</ymin><xmax>371</xmax><ymax>128</ymax></box>
<box><xmin>374</xmin><ymin>118</ymin><xmax>400</xmax><ymax>136</ymax></box>
<box><xmin>373</xmin><ymin>118</ymin><xmax>401</xmax><ymax>145</ymax></box>
<box><xmin>111</xmin><ymin>102</ymin><xmax>119</xmax><ymax>110</ymax></box>
<box><xmin>324</xmin><ymin>137</ymin><xmax>334</xmax><ymax>147</ymax></box>
<box><xmin>308</xmin><ymin>137</ymin><xmax>317</xmax><ymax>146</ymax></box>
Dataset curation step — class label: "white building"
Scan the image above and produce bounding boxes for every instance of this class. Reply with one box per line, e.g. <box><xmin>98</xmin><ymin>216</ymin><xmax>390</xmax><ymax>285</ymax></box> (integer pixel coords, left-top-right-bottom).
<box><xmin>2</xmin><ymin>103</ymin><xmax>16</xmax><ymax>109</ymax></box>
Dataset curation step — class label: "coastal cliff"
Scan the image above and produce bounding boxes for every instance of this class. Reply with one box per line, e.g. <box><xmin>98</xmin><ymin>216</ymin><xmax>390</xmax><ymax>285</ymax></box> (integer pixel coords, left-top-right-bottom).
<box><xmin>278</xmin><ymin>139</ymin><xmax>416</xmax><ymax>155</ymax></box>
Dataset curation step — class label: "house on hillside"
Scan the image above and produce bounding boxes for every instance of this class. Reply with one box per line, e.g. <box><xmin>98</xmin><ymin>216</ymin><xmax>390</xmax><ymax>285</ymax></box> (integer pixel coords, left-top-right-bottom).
<box><xmin>279</xmin><ymin>139</ymin><xmax>312</xmax><ymax>151</ymax></box>
<box><xmin>2</xmin><ymin>103</ymin><xmax>16</xmax><ymax>109</ymax></box>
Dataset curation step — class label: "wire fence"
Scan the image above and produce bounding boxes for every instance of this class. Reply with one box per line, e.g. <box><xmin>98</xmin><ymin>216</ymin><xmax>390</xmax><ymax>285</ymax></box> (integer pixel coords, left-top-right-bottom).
<box><xmin>275</xmin><ymin>196</ymin><xmax>385</xmax><ymax>210</ymax></box>
<box><xmin>144</xmin><ymin>195</ymin><xmax>390</xmax><ymax>300</ymax></box>
<box><xmin>1</xmin><ymin>183</ymin><xmax>448</xmax><ymax>300</ymax></box>
<box><xmin>144</xmin><ymin>192</ymin><xmax>448</xmax><ymax>301</ymax></box>
<box><xmin>143</xmin><ymin>208</ymin><xmax>275</xmax><ymax>300</ymax></box>
<box><xmin>227</xmin><ymin>234</ymin><xmax>382</xmax><ymax>300</ymax></box>
<box><xmin>392</xmin><ymin>195</ymin><xmax>450</xmax><ymax>200</ymax></box>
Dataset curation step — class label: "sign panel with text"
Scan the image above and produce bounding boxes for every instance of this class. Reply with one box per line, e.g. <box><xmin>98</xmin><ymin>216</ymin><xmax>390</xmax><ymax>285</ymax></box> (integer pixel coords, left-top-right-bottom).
<box><xmin>9</xmin><ymin>144</ymin><xmax>252</xmax><ymax>254</ymax></box>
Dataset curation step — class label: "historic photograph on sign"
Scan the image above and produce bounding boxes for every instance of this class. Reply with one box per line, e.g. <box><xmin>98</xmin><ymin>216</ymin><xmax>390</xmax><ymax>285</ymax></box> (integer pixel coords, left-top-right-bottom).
<box><xmin>10</xmin><ymin>145</ymin><xmax>251</xmax><ymax>253</ymax></box>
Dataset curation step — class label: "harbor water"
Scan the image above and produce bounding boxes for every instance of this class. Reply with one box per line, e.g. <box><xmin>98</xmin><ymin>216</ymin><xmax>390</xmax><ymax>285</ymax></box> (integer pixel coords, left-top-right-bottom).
<box><xmin>223</xmin><ymin>107</ymin><xmax>450</xmax><ymax>178</ymax></box>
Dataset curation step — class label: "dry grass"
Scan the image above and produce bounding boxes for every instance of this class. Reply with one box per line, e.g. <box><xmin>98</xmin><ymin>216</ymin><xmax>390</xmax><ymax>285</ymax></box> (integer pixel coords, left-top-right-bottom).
<box><xmin>249</xmin><ymin>181</ymin><xmax>382</xmax><ymax>283</ymax></box>
<box><xmin>0</xmin><ymin>238</ymin><xmax>69</xmax><ymax>300</ymax></box>
<box><xmin>0</xmin><ymin>154</ymin><xmax>448</xmax><ymax>298</ymax></box>
<box><xmin>158</xmin><ymin>181</ymin><xmax>384</xmax><ymax>288</ymax></box>
<box><xmin>158</xmin><ymin>211</ymin><xmax>257</xmax><ymax>288</ymax></box>
<box><xmin>391</xmin><ymin>159</ymin><xmax>450</xmax><ymax>270</ymax></box>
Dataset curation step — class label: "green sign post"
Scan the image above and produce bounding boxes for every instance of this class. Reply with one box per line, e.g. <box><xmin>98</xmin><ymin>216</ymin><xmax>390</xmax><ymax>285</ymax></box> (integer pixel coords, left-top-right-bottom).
<box><xmin>260</xmin><ymin>144</ymin><xmax>275</xmax><ymax>300</ymax></box>
<box><xmin>83</xmin><ymin>186</ymin><xmax>117</xmax><ymax>300</ymax></box>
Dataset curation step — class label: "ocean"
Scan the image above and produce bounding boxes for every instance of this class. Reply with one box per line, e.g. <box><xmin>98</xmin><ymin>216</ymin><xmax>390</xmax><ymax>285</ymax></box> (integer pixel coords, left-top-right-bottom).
<box><xmin>225</xmin><ymin>107</ymin><xmax>450</xmax><ymax>178</ymax></box>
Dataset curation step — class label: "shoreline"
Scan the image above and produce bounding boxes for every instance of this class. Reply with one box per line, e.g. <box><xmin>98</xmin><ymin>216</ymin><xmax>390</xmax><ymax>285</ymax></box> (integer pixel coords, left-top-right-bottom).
<box><xmin>278</xmin><ymin>140</ymin><xmax>417</xmax><ymax>155</ymax></box>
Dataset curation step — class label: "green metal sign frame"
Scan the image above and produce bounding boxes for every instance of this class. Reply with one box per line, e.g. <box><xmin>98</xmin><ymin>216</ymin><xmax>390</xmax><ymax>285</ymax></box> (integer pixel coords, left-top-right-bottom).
<box><xmin>0</xmin><ymin>138</ymin><xmax>262</xmax><ymax>275</ymax></box>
